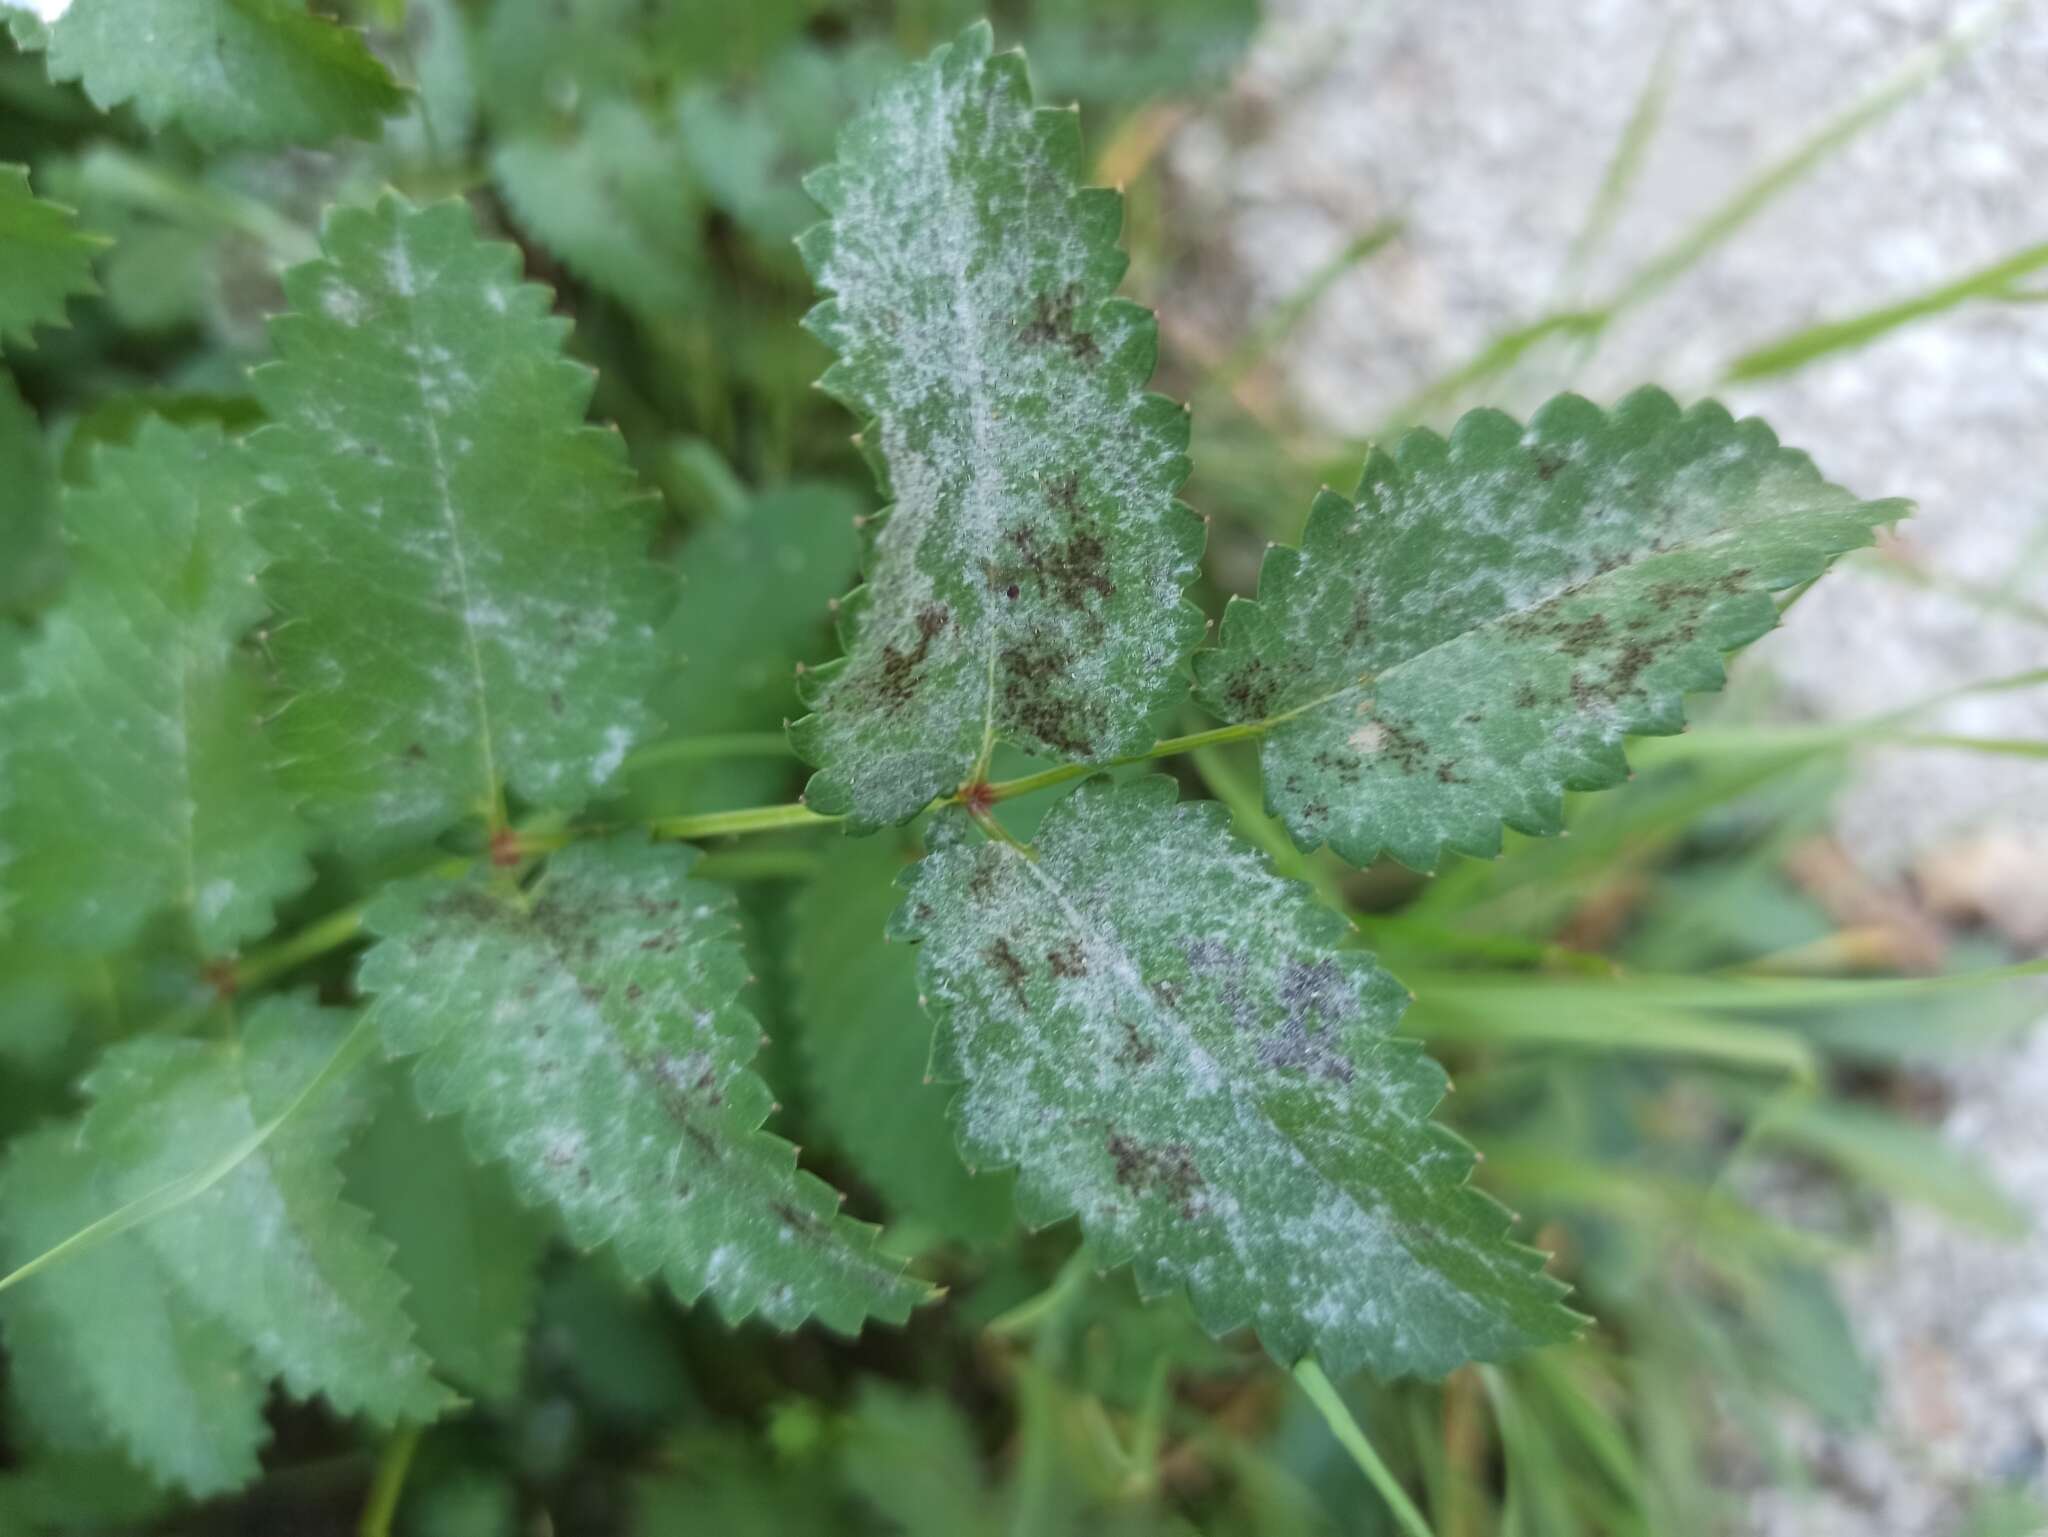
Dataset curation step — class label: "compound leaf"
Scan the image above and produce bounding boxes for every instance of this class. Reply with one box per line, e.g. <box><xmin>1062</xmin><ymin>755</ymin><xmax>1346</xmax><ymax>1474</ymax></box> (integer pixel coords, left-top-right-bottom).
<box><xmin>249</xmin><ymin>197</ymin><xmax>668</xmax><ymax>859</ymax></box>
<box><xmin>788</xmin><ymin>833</ymin><xmax>1014</xmax><ymax>1245</ymax></box>
<box><xmin>1</xmin><ymin>418</ymin><xmax>309</xmax><ymax>955</ymax></box>
<box><xmin>4</xmin><ymin>0</ymin><xmax>402</xmax><ymax>150</ymax></box>
<box><xmin>792</xmin><ymin>23</ymin><xmax>1204</xmax><ymax>829</ymax></box>
<box><xmin>1193</xmin><ymin>391</ymin><xmax>1907</xmax><ymax>870</ymax></box>
<box><xmin>81</xmin><ymin>995</ymin><xmax>453</xmax><ymax>1423</ymax></box>
<box><xmin>0</xmin><ymin>1126</ymin><xmax>269</xmax><ymax>1497</ymax></box>
<box><xmin>0</xmin><ymin>162</ymin><xmax>100</xmax><ymax>348</ymax></box>
<box><xmin>358</xmin><ymin>837</ymin><xmax>929</xmax><ymax>1334</ymax></box>
<box><xmin>895</xmin><ymin>776</ymin><xmax>1579</xmax><ymax>1379</ymax></box>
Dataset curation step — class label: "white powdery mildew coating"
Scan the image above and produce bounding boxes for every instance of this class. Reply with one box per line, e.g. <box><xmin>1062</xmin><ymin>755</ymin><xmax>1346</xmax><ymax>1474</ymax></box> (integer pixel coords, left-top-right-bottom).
<box><xmin>901</xmin><ymin>778</ymin><xmax>1568</xmax><ymax>1377</ymax></box>
<box><xmin>249</xmin><ymin>198</ymin><xmax>665</xmax><ymax>859</ymax></box>
<box><xmin>358</xmin><ymin>840</ymin><xmax>922</xmax><ymax>1333</ymax></box>
<box><xmin>799</xmin><ymin>25</ymin><xmax>1200</xmax><ymax>824</ymax></box>
<box><xmin>1201</xmin><ymin>391</ymin><xmax>1899</xmax><ymax>868</ymax></box>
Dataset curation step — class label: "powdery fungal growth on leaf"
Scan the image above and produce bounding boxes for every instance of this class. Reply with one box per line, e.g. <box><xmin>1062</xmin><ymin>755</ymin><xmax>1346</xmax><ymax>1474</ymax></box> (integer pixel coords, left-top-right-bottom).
<box><xmin>791</xmin><ymin>22</ymin><xmax>1206</xmax><ymax>829</ymax></box>
<box><xmin>894</xmin><ymin>775</ymin><xmax>1581</xmax><ymax>1378</ymax></box>
<box><xmin>1193</xmin><ymin>389</ymin><xmax>1909</xmax><ymax>871</ymax></box>
<box><xmin>249</xmin><ymin>197</ymin><xmax>669</xmax><ymax>859</ymax></box>
<box><xmin>358</xmin><ymin>837</ymin><xmax>929</xmax><ymax>1335</ymax></box>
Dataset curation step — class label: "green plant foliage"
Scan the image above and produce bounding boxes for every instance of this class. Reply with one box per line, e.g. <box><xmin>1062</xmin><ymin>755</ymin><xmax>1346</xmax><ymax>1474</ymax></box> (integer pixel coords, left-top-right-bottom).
<box><xmin>358</xmin><ymin>837</ymin><xmax>927</xmax><ymax>1333</ymax></box>
<box><xmin>634</xmin><ymin>483</ymin><xmax>861</xmax><ymax>814</ymax></box>
<box><xmin>492</xmin><ymin>102</ymin><xmax>705</xmax><ymax>322</ymax></box>
<box><xmin>896</xmin><ymin>775</ymin><xmax>1581</xmax><ymax>1377</ymax></box>
<box><xmin>0</xmin><ymin>994</ymin><xmax>455</xmax><ymax>1471</ymax></box>
<box><xmin>0</xmin><ymin>9</ymin><xmax>1997</xmax><ymax>1531</ymax></box>
<box><xmin>1194</xmin><ymin>391</ymin><xmax>1906</xmax><ymax>869</ymax></box>
<box><xmin>84</xmin><ymin>997</ymin><xmax>453</xmax><ymax>1423</ymax></box>
<box><xmin>0</xmin><ymin>419</ymin><xmax>308</xmax><ymax>955</ymax></box>
<box><xmin>0</xmin><ymin>370</ymin><xmax>59</xmax><ymax>613</ymax></box>
<box><xmin>791</xmin><ymin>22</ymin><xmax>1205</xmax><ymax>827</ymax></box>
<box><xmin>676</xmin><ymin>43</ymin><xmax>901</xmax><ymax>248</ymax></box>
<box><xmin>249</xmin><ymin>196</ymin><xmax>669</xmax><ymax>858</ymax></box>
<box><xmin>0</xmin><ymin>162</ymin><xmax>99</xmax><ymax>346</ymax></box>
<box><xmin>3</xmin><ymin>0</ymin><xmax>403</xmax><ymax>150</ymax></box>
<box><xmin>344</xmin><ymin>1080</ymin><xmax>550</xmax><ymax>1403</ymax></box>
<box><xmin>789</xmin><ymin>831</ymin><xmax>1015</xmax><ymax>1244</ymax></box>
<box><xmin>0</xmin><ymin>1127</ymin><xmax>268</xmax><ymax>1495</ymax></box>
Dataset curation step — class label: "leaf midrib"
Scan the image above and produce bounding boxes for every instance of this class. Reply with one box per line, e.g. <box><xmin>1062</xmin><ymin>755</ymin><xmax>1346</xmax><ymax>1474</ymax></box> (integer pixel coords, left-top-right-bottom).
<box><xmin>390</xmin><ymin>225</ymin><xmax>502</xmax><ymax>827</ymax></box>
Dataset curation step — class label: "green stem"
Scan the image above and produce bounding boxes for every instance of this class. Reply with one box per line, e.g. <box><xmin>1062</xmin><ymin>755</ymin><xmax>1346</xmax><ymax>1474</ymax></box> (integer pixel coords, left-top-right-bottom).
<box><xmin>233</xmin><ymin>855</ymin><xmax>471</xmax><ymax>992</ymax></box>
<box><xmin>1293</xmin><ymin>1359</ymin><xmax>1437</xmax><ymax>1537</ymax></box>
<box><xmin>648</xmin><ymin>802</ymin><xmax>841</xmax><ymax>840</ymax></box>
<box><xmin>982</xmin><ymin>717</ymin><xmax>1276</xmax><ymax>804</ymax></box>
<box><xmin>358</xmin><ymin>1425</ymin><xmax>422</xmax><ymax>1537</ymax></box>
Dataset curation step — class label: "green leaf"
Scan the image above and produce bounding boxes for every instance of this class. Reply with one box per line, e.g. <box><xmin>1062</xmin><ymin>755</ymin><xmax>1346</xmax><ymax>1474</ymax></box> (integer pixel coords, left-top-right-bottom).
<box><xmin>791</xmin><ymin>23</ymin><xmax>1205</xmax><ymax>829</ymax></box>
<box><xmin>475</xmin><ymin>0</ymin><xmax>814</xmax><ymax>136</ymax></box>
<box><xmin>5</xmin><ymin>0</ymin><xmax>403</xmax><ymax>150</ymax></box>
<box><xmin>1</xmin><ymin>418</ymin><xmax>309</xmax><ymax>955</ymax></box>
<box><xmin>248</xmin><ymin>196</ymin><xmax>668</xmax><ymax>858</ymax></box>
<box><xmin>0</xmin><ymin>162</ymin><xmax>99</xmax><ymax>347</ymax></box>
<box><xmin>632</xmin><ymin>1431</ymin><xmax>841</xmax><ymax>1537</ymax></box>
<box><xmin>675</xmin><ymin>42</ymin><xmax>900</xmax><ymax>248</ymax></box>
<box><xmin>358</xmin><ymin>837</ymin><xmax>929</xmax><ymax>1334</ymax></box>
<box><xmin>894</xmin><ymin>776</ymin><xmax>1580</xmax><ymax>1378</ymax></box>
<box><xmin>629</xmin><ymin>482</ymin><xmax>860</xmax><ymax>816</ymax></box>
<box><xmin>0</xmin><ymin>1125</ymin><xmax>269</xmax><ymax>1496</ymax></box>
<box><xmin>789</xmin><ymin>832</ymin><xmax>1014</xmax><ymax>1245</ymax></box>
<box><xmin>81</xmin><ymin>995</ymin><xmax>453</xmax><ymax>1423</ymax></box>
<box><xmin>492</xmin><ymin>101</ymin><xmax>705</xmax><ymax>321</ymax></box>
<box><xmin>0</xmin><ymin>369</ymin><xmax>61</xmax><ymax>613</ymax></box>
<box><xmin>1193</xmin><ymin>391</ymin><xmax>1906</xmax><ymax>870</ymax></box>
<box><xmin>346</xmin><ymin>1077</ymin><xmax>551</xmax><ymax>1402</ymax></box>
<box><xmin>837</xmin><ymin>1382</ymin><xmax>998</xmax><ymax>1537</ymax></box>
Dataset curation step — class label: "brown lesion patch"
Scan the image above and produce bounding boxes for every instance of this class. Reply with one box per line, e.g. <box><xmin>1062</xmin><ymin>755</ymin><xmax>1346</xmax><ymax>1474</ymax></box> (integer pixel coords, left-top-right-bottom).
<box><xmin>1343</xmin><ymin>591</ymin><xmax>1374</xmax><ymax>647</ymax></box>
<box><xmin>1219</xmin><ymin>657</ymin><xmax>1277</xmax><ymax>722</ymax></box>
<box><xmin>870</xmin><ymin>602</ymin><xmax>950</xmax><ymax>713</ymax></box>
<box><xmin>1106</xmin><ymin>1131</ymin><xmax>1204</xmax><ymax>1219</ymax></box>
<box><xmin>1018</xmin><ymin>283</ymin><xmax>1100</xmax><ymax>363</ymax></box>
<box><xmin>999</xmin><ymin>634</ymin><xmax>1098</xmax><ymax>758</ymax></box>
<box><xmin>1047</xmin><ymin>939</ymin><xmax>1088</xmax><ymax>979</ymax></box>
<box><xmin>986</xmin><ymin>496</ymin><xmax>1116</xmax><ymax>614</ymax></box>
<box><xmin>986</xmin><ymin>936</ymin><xmax>1032</xmax><ymax>1010</ymax></box>
<box><xmin>1503</xmin><ymin>603</ymin><xmax>1610</xmax><ymax>659</ymax></box>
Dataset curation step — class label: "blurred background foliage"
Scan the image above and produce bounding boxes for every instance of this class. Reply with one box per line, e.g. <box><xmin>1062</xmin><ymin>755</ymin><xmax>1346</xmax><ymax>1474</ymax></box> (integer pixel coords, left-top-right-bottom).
<box><xmin>1</xmin><ymin>1</ymin><xmax>2043</xmax><ymax>1534</ymax></box>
